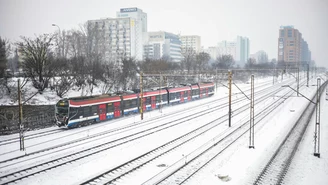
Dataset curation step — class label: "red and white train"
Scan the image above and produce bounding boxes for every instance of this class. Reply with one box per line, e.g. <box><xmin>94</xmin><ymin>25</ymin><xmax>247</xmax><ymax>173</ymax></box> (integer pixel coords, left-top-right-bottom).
<box><xmin>55</xmin><ymin>82</ymin><xmax>215</xmax><ymax>128</ymax></box>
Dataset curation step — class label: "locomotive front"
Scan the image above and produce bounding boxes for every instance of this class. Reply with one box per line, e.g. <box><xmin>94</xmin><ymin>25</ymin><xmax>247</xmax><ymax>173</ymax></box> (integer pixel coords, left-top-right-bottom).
<box><xmin>55</xmin><ymin>99</ymin><xmax>69</xmax><ymax>127</ymax></box>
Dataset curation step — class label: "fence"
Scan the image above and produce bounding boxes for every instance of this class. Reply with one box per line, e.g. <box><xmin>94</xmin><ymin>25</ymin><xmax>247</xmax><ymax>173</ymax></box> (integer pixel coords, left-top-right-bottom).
<box><xmin>0</xmin><ymin>105</ymin><xmax>55</xmax><ymax>135</ymax></box>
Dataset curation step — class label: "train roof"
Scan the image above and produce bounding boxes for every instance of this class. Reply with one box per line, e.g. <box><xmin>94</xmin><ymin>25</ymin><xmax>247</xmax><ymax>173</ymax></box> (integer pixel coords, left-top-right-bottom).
<box><xmin>69</xmin><ymin>95</ymin><xmax>121</xmax><ymax>107</ymax></box>
<box><xmin>167</xmin><ymin>86</ymin><xmax>191</xmax><ymax>93</ymax></box>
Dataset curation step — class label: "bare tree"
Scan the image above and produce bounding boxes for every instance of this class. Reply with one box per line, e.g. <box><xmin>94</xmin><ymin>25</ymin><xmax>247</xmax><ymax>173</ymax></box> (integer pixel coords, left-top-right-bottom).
<box><xmin>50</xmin><ymin>57</ymin><xmax>74</xmax><ymax>97</ymax></box>
<box><xmin>212</xmin><ymin>54</ymin><xmax>235</xmax><ymax>69</ymax></box>
<box><xmin>138</xmin><ymin>57</ymin><xmax>177</xmax><ymax>73</ymax></box>
<box><xmin>0</xmin><ymin>37</ymin><xmax>11</xmax><ymax>78</ymax></box>
<box><xmin>100</xmin><ymin>61</ymin><xmax>119</xmax><ymax>94</ymax></box>
<box><xmin>257</xmin><ymin>52</ymin><xmax>269</xmax><ymax>64</ymax></box>
<box><xmin>245</xmin><ymin>58</ymin><xmax>256</xmax><ymax>69</ymax></box>
<box><xmin>70</xmin><ymin>55</ymin><xmax>87</xmax><ymax>91</ymax></box>
<box><xmin>7</xmin><ymin>49</ymin><xmax>19</xmax><ymax>74</ymax></box>
<box><xmin>195</xmin><ymin>52</ymin><xmax>210</xmax><ymax>72</ymax></box>
<box><xmin>85</xmin><ymin>53</ymin><xmax>105</xmax><ymax>94</ymax></box>
<box><xmin>16</xmin><ymin>34</ymin><xmax>54</xmax><ymax>92</ymax></box>
<box><xmin>119</xmin><ymin>57</ymin><xmax>137</xmax><ymax>90</ymax></box>
<box><xmin>181</xmin><ymin>47</ymin><xmax>196</xmax><ymax>73</ymax></box>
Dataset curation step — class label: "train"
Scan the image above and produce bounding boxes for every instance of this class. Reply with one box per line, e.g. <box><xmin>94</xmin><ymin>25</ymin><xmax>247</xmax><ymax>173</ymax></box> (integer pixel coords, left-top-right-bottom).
<box><xmin>55</xmin><ymin>82</ymin><xmax>215</xmax><ymax>128</ymax></box>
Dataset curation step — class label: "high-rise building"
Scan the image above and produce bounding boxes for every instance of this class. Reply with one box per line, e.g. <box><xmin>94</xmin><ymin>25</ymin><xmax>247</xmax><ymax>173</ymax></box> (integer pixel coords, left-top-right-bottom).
<box><xmin>87</xmin><ymin>7</ymin><xmax>147</xmax><ymax>62</ymax></box>
<box><xmin>206</xmin><ymin>36</ymin><xmax>249</xmax><ymax>66</ymax></box>
<box><xmin>180</xmin><ymin>35</ymin><xmax>201</xmax><ymax>53</ymax></box>
<box><xmin>87</xmin><ymin>17</ymin><xmax>136</xmax><ymax>61</ymax></box>
<box><xmin>236</xmin><ymin>36</ymin><xmax>250</xmax><ymax>65</ymax></box>
<box><xmin>278</xmin><ymin>26</ymin><xmax>310</xmax><ymax>64</ymax></box>
<box><xmin>117</xmin><ymin>7</ymin><xmax>147</xmax><ymax>60</ymax></box>
<box><xmin>143</xmin><ymin>31</ymin><xmax>182</xmax><ymax>62</ymax></box>
<box><xmin>301</xmin><ymin>40</ymin><xmax>311</xmax><ymax>63</ymax></box>
<box><xmin>217</xmin><ymin>40</ymin><xmax>237</xmax><ymax>60</ymax></box>
<box><xmin>250</xmin><ymin>50</ymin><xmax>269</xmax><ymax>63</ymax></box>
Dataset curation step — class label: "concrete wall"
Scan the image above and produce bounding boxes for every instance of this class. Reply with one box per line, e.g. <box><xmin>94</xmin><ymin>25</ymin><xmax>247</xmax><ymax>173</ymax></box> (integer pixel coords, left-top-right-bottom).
<box><xmin>0</xmin><ymin>105</ymin><xmax>55</xmax><ymax>135</ymax></box>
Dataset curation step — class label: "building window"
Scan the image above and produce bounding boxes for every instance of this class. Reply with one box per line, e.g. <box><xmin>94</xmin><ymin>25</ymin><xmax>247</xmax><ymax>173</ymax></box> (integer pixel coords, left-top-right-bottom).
<box><xmin>288</xmin><ymin>30</ymin><xmax>293</xmax><ymax>37</ymax></box>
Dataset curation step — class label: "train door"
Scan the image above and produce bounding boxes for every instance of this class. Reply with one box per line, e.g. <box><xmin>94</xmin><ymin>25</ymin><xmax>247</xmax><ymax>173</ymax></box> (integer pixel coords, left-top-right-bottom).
<box><xmin>151</xmin><ymin>96</ymin><xmax>156</xmax><ymax>109</ymax></box>
<box><xmin>206</xmin><ymin>88</ymin><xmax>208</xmax><ymax>97</ymax></box>
<box><xmin>113</xmin><ymin>102</ymin><xmax>121</xmax><ymax>118</ymax></box>
<box><xmin>98</xmin><ymin>104</ymin><xmax>106</xmax><ymax>121</ymax></box>
<box><xmin>180</xmin><ymin>91</ymin><xmax>184</xmax><ymax>103</ymax></box>
<box><xmin>188</xmin><ymin>90</ymin><xmax>191</xmax><ymax>101</ymax></box>
<box><xmin>200</xmin><ymin>89</ymin><xmax>203</xmax><ymax>98</ymax></box>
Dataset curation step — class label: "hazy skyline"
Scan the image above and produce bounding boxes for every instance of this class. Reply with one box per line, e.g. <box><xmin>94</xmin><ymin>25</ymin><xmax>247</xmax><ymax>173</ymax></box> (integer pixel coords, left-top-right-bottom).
<box><xmin>0</xmin><ymin>0</ymin><xmax>327</xmax><ymax>67</ymax></box>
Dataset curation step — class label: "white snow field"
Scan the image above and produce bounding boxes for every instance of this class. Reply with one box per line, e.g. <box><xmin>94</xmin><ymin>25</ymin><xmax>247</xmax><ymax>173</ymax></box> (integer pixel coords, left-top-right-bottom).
<box><xmin>0</xmin><ymin>74</ymin><xmax>327</xmax><ymax>185</ymax></box>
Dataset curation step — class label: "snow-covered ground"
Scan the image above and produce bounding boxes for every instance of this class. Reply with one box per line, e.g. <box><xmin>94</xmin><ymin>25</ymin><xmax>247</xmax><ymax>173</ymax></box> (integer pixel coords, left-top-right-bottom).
<box><xmin>0</xmin><ymin>75</ymin><xmax>327</xmax><ymax>185</ymax></box>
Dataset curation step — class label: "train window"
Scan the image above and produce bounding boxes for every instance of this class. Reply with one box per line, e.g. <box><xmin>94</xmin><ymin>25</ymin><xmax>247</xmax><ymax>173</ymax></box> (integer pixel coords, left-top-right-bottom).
<box><xmin>124</xmin><ymin>100</ymin><xmax>131</xmax><ymax>108</ymax></box>
<box><xmin>146</xmin><ymin>97</ymin><xmax>151</xmax><ymax>104</ymax></box>
<box><xmin>170</xmin><ymin>93</ymin><xmax>175</xmax><ymax>100</ymax></box>
<box><xmin>156</xmin><ymin>95</ymin><xmax>160</xmax><ymax>103</ymax></box>
<box><xmin>69</xmin><ymin>107</ymin><xmax>78</xmax><ymax>117</ymax></box>
<box><xmin>83</xmin><ymin>106</ymin><xmax>92</xmax><ymax>117</ymax></box>
<box><xmin>162</xmin><ymin>94</ymin><xmax>167</xmax><ymax>101</ymax></box>
<box><xmin>107</xmin><ymin>104</ymin><xmax>114</xmax><ymax>112</ymax></box>
<box><xmin>91</xmin><ymin>105</ymin><xmax>98</xmax><ymax>114</ymax></box>
<box><xmin>131</xmin><ymin>99</ymin><xmax>137</xmax><ymax>107</ymax></box>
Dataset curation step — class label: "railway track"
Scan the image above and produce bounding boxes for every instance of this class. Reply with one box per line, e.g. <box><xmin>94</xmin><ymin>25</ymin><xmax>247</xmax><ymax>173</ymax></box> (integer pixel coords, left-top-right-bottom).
<box><xmin>253</xmin><ymin>81</ymin><xmax>327</xmax><ymax>185</ymax></box>
<box><xmin>0</xmin><ymin>78</ymin><xmax>281</xmax><ymax>165</ymax></box>
<box><xmin>0</xmin><ymin>78</ymin><xmax>273</xmax><ymax>147</ymax></box>
<box><xmin>78</xmin><ymin>81</ymin><xmax>298</xmax><ymax>185</ymax></box>
<box><xmin>146</xmin><ymin>86</ymin><xmax>299</xmax><ymax>185</ymax></box>
<box><xmin>0</xmin><ymin>128</ymin><xmax>63</xmax><ymax>146</ymax></box>
<box><xmin>0</xmin><ymin>80</ymin><xmax>292</xmax><ymax>184</ymax></box>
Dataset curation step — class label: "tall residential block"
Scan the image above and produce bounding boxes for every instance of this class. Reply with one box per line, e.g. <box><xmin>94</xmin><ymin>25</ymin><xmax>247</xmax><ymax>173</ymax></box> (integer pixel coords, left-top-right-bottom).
<box><xmin>278</xmin><ymin>26</ymin><xmax>311</xmax><ymax>64</ymax></box>
<box><xmin>236</xmin><ymin>36</ymin><xmax>250</xmax><ymax>65</ymax></box>
<box><xmin>207</xmin><ymin>36</ymin><xmax>249</xmax><ymax>66</ymax></box>
<box><xmin>87</xmin><ymin>7</ymin><xmax>147</xmax><ymax>61</ymax></box>
<box><xmin>117</xmin><ymin>7</ymin><xmax>147</xmax><ymax>60</ymax></box>
<box><xmin>143</xmin><ymin>31</ymin><xmax>183</xmax><ymax>62</ymax></box>
<box><xmin>180</xmin><ymin>35</ymin><xmax>201</xmax><ymax>53</ymax></box>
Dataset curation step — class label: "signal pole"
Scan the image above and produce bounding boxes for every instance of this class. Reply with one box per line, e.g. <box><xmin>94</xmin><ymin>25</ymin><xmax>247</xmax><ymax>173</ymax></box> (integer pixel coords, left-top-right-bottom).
<box><xmin>159</xmin><ymin>73</ymin><xmax>162</xmax><ymax>113</ymax></box>
<box><xmin>18</xmin><ymin>79</ymin><xmax>24</xmax><ymax>151</ymax></box>
<box><xmin>249</xmin><ymin>74</ymin><xmax>255</xmax><ymax>148</ymax></box>
<box><xmin>307</xmin><ymin>64</ymin><xmax>309</xmax><ymax>87</ymax></box>
<box><xmin>297</xmin><ymin>65</ymin><xmax>299</xmax><ymax>96</ymax></box>
<box><xmin>314</xmin><ymin>78</ymin><xmax>321</xmax><ymax>157</ymax></box>
<box><xmin>140</xmin><ymin>72</ymin><xmax>143</xmax><ymax>120</ymax></box>
<box><xmin>228</xmin><ymin>71</ymin><xmax>232</xmax><ymax>127</ymax></box>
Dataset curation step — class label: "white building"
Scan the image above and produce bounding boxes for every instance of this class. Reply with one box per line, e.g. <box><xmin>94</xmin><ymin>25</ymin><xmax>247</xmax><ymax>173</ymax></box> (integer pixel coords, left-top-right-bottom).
<box><xmin>117</xmin><ymin>7</ymin><xmax>147</xmax><ymax>60</ymax></box>
<box><xmin>87</xmin><ymin>7</ymin><xmax>147</xmax><ymax>61</ymax></box>
<box><xmin>180</xmin><ymin>35</ymin><xmax>201</xmax><ymax>53</ymax></box>
<box><xmin>250</xmin><ymin>50</ymin><xmax>269</xmax><ymax>63</ymax></box>
<box><xmin>205</xmin><ymin>36</ymin><xmax>250</xmax><ymax>66</ymax></box>
<box><xmin>143</xmin><ymin>31</ymin><xmax>183</xmax><ymax>62</ymax></box>
<box><xmin>87</xmin><ymin>17</ymin><xmax>136</xmax><ymax>61</ymax></box>
<box><xmin>217</xmin><ymin>40</ymin><xmax>237</xmax><ymax>59</ymax></box>
<box><xmin>236</xmin><ymin>36</ymin><xmax>250</xmax><ymax>66</ymax></box>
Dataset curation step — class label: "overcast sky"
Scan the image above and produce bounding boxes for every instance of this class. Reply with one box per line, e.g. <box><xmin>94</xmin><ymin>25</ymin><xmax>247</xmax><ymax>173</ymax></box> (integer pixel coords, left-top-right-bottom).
<box><xmin>0</xmin><ymin>0</ymin><xmax>327</xmax><ymax>67</ymax></box>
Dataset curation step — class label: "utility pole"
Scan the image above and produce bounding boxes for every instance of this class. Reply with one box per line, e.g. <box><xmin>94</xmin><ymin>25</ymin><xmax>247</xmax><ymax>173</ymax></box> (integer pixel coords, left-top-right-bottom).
<box><xmin>307</xmin><ymin>64</ymin><xmax>309</xmax><ymax>87</ymax></box>
<box><xmin>272</xmin><ymin>68</ymin><xmax>275</xmax><ymax>85</ymax></box>
<box><xmin>18</xmin><ymin>79</ymin><xmax>24</xmax><ymax>151</ymax></box>
<box><xmin>228</xmin><ymin>70</ymin><xmax>232</xmax><ymax>127</ymax></box>
<box><xmin>159</xmin><ymin>73</ymin><xmax>162</xmax><ymax>113</ymax></box>
<box><xmin>297</xmin><ymin>65</ymin><xmax>299</xmax><ymax>96</ymax></box>
<box><xmin>249</xmin><ymin>74</ymin><xmax>255</xmax><ymax>148</ymax></box>
<box><xmin>314</xmin><ymin>78</ymin><xmax>321</xmax><ymax>157</ymax></box>
<box><xmin>140</xmin><ymin>72</ymin><xmax>143</xmax><ymax>120</ymax></box>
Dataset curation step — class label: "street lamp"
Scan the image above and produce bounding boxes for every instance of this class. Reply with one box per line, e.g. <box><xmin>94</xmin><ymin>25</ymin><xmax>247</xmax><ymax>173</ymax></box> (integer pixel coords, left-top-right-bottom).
<box><xmin>52</xmin><ymin>23</ymin><xmax>63</xmax><ymax>57</ymax></box>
